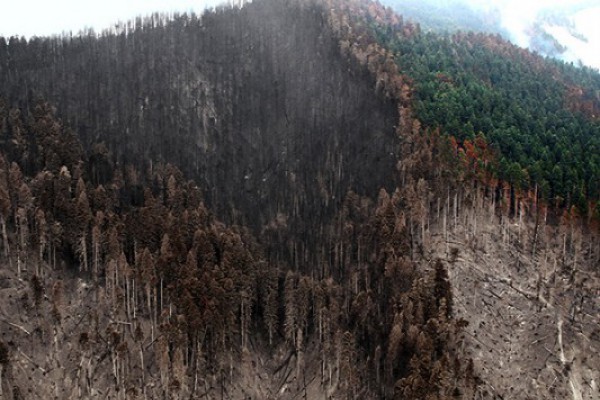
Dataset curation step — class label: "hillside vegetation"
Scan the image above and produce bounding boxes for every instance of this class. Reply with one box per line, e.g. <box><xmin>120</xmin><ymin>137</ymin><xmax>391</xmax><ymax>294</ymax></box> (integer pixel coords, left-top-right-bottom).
<box><xmin>369</xmin><ymin>15</ymin><xmax>600</xmax><ymax>212</ymax></box>
<box><xmin>0</xmin><ymin>0</ymin><xmax>475</xmax><ymax>398</ymax></box>
<box><xmin>0</xmin><ymin>0</ymin><xmax>598</xmax><ymax>399</ymax></box>
<box><xmin>0</xmin><ymin>0</ymin><xmax>400</xmax><ymax>272</ymax></box>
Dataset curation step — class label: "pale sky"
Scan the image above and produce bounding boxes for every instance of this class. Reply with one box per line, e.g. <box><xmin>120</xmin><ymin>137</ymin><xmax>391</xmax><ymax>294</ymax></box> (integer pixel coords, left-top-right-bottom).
<box><xmin>444</xmin><ymin>0</ymin><xmax>600</xmax><ymax>69</ymax></box>
<box><xmin>0</xmin><ymin>0</ymin><xmax>598</xmax><ymax>69</ymax></box>
<box><xmin>489</xmin><ymin>0</ymin><xmax>599</xmax><ymax>45</ymax></box>
<box><xmin>0</xmin><ymin>0</ymin><xmax>228</xmax><ymax>38</ymax></box>
<box><xmin>545</xmin><ymin>6</ymin><xmax>600</xmax><ymax>69</ymax></box>
<box><xmin>497</xmin><ymin>0</ymin><xmax>600</xmax><ymax>69</ymax></box>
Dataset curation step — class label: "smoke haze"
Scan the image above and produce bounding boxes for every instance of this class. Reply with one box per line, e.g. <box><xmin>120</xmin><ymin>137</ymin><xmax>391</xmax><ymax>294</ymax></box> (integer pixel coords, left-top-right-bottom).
<box><xmin>0</xmin><ymin>0</ymin><xmax>598</xmax><ymax>69</ymax></box>
<box><xmin>383</xmin><ymin>0</ymin><xmax>600</xmax><ymax>69</ymax></box>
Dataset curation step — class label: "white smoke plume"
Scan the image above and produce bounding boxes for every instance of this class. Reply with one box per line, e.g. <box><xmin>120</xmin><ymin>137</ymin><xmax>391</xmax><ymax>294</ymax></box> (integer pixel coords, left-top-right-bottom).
<box><xmin>383</xmin><ymin>0</ymin><xmax>600</xmax><ymax>70</ymax></box>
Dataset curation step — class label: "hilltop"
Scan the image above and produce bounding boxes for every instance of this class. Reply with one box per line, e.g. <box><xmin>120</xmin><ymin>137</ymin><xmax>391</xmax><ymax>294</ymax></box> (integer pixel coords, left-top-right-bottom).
<box><xmin>0</xmin><ymin>0</ymin><xmax>598</xmax><ymax>398</ymax></box>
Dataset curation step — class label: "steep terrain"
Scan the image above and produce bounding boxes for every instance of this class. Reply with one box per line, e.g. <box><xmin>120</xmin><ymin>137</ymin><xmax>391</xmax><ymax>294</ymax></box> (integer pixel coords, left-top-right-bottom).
<box><xmin>0</xmin><ymin>0</ymin><xmax>598</xmax><ymax>399</ymax></box>
<box><xmin>0</xmin><ymin>1</ymin><xmax>474</xmax><ymax>398</ymax></box>
<box><xmin>0</xmin><ymin>0</ymin><xmax>399</xmax><ymax>271</ymax></box>
<box><xmin>383</xmin><ymin>0</ymin><xmax>600</xmax><ymax>70</ymax></box>
<box><xmin>0</xmin><ymin>102</ymin><xmax>474</xmax><ymax>399</ymax></box>
<box><xmin>370</xmin><ymin>16</ymin><xmax>600</xmax><ymax>207</ymax></box>
<box><xmin>426</xmin><ymin>187</ymin><xmax>600</xmax><ymax>399</ymax></box>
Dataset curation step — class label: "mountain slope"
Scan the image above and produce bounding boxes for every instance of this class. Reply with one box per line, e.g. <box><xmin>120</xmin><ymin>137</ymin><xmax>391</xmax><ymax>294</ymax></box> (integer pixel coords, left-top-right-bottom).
<box><xmin>427</xmin><ymin>187</ymin><xmax>600</xmax><ymax>399</ymax></box>
<box><xmin>382</xmin><ymin>0</ymin><xmax>600</xmax><ymax>70</ymax></box>
<box><xmin>0</xmin><ymin>1</ymin><xmax>475</xmax><ymax>398</ymax></box>
<box><xmin>0</xmin><ymin>0</ymin><xmax>400</xmax><ymax>272</ymax></box>
<box><xmin>368</xmin><ymin>13</ymin><xmax>600</xmax><ymax>209</ymax></box>
<box><xmin>0</xmin><ymin>0</ymin><xmax>598</xmax><ymax>399</ymax></box>
<box><xmin>0</xmin><ymin>101</ymin><xmax>475</xmax><ymax>398</ymax></box>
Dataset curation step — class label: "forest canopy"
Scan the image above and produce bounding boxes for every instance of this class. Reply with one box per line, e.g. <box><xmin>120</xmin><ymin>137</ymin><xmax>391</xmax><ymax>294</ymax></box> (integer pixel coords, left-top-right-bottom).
<box><xmin>370</xmin><ymin>18</ymin><xmax>600</xmax><ymax>212</ymax></box>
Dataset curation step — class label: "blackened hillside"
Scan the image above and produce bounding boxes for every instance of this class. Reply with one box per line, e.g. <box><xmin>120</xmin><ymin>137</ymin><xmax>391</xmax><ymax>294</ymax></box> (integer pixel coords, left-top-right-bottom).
<box><xmin>0</xmin><ymin>89</ymin><xmax>475</xmax><ymax>400</ymax></box>
<box><xmin>0</xmin><ymin>0</ymin><xmax>599</xmax><ymax>399</ymax></box>
<box><xmin>0</xmin><ymin>0</ymin><xmax>399</xmax><ymax>271</ymax></box>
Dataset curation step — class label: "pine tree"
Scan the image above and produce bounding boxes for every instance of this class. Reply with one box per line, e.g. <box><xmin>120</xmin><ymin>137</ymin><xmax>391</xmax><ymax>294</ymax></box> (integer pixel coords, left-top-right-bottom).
<box><xmin>0</xmin><ymin>155</ymin><xmax>10</xmax><ymax>261</ymax></box>
<box><xmin>75</xmin><ymin>190</ymin><xmax>92</xmax><ymax>272</ymax></box>
<box><xmin>259</xmin><ymin>267</ymin><xmax>278</xmax><ymax>347</ymax></box>
<box><xmin>284</xmin><ymin>271</ymin><xmax>298</xmax><ymax>347</ymax></box>
<box><xmin>91</xmin><ymin>223</ymin><xmax>102</xmax><ymax>282</ymax></box>
<box><xmin>0</xmin><ymin>340</ymin><xmax>8</xmax><ymax>398</ymax></box>
<box><xmin>139</xmin><ymin>247</ymin><xmax>157</xmax><ymax>322</ymax></box>
<box><xmin>34</xmin><ymin>208</ymin><xmax>48</xmax><ymax>276</ymax></box>
<box><xmin>433</xmin><ymin>259</ymin><xmax>452</xmax><ymax>317</ymax></box>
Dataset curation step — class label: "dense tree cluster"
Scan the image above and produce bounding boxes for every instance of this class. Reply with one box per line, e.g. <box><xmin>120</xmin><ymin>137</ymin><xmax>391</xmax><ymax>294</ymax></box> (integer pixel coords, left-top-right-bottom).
<box><xmin>368</xmin><ymin>16</ymin><xmax>600</xmax><ymax>214</ymax></box>
<box><xmin>0</xmin><ymin>0</ymin><xmax>401</xmax><ymax>273</ymax></box>
<box><xmin>7</xmin><ymin>0</ymin><xmax>597</xmax><ymax>397</ymax></box>
<box><xmin>0</xmin><ymin>97</ymin><xmax>475</xmax><ymax>398</ymax></box>
<box><xmin>0</xmin><ymin>0</ymin><xmax>485</xmax><ymax>385</ymax></box>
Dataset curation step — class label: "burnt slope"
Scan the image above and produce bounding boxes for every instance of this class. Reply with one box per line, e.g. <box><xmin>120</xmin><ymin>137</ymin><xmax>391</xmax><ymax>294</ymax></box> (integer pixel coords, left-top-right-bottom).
<box><xmin>0</xmin><ymin>99</ymin><xmax>476</xmax><ymax>399</ymax></box>
<box><xmin>0</xmin><ymin>0</ymin><xmax>399</xmax><ymax>270</ymax></box>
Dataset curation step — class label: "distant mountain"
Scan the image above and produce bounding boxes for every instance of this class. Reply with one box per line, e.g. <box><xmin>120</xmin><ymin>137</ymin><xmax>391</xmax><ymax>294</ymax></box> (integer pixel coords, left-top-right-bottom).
<box><xmin>380</xmin><ymin>0</ymin><xmax>506</xmax><ymax>35</ymax></box>
<box><xmin>533</xmin><ymin>3</ymin><xmax>600</xmax><ymax>69</ymax></box>
<box><xmin>382</xmin><ymin>0</ymin><xmax>600</xmax><ymax>70</ymax></box>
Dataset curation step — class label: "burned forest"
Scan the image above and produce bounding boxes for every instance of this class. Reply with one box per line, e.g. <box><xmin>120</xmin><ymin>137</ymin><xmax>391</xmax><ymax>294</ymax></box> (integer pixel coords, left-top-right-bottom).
<box><xmin>0</xmin><ymin>0</ymin><xmax>598</xmax><ymax>399</ymax></box>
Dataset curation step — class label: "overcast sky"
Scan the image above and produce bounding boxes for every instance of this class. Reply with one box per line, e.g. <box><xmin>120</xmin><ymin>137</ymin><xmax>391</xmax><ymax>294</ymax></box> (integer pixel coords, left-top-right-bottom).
<box><xmin>0</xmin><ymin>0</ymin><xmax>598</xmax><ymax>69</ymax></box>
<box><xmin>463</xmin><ymin>0</ymin><xmax>600</xmax><ymax>68</ymax></box>
<box><xmin>544</xmin><ymin>5</ymin><xmax>600</xmax><ymax>69</ymax></box>
<box><xmin>0</xmin><ymin>0</ymin><xmax>227</xmax><ymax>38</ymax></box>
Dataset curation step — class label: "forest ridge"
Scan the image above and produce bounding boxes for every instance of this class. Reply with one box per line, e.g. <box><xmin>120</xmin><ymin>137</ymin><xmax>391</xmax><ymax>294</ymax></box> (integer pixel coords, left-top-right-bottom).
<box><xmin>1</xmin><ymin>0</ymin><xmax>598</xmax><ymax>220</ymax></box>
<box><xmin>0</xmin><ymin>0</ymin><xmax>598</xmax><ymax>399</ymax></box>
